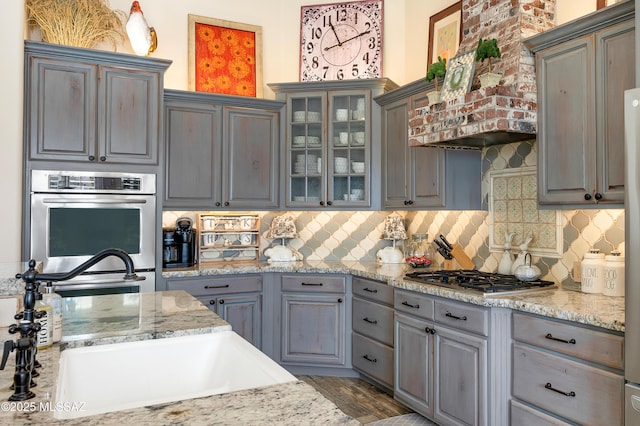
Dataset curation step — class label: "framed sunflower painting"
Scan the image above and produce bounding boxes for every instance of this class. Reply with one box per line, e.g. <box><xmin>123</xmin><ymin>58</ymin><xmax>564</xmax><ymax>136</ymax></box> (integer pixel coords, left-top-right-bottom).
<box><xmin>188</xmin><ymin>15</ymin><xmax>263</xmax><ymax>97</ymax></box>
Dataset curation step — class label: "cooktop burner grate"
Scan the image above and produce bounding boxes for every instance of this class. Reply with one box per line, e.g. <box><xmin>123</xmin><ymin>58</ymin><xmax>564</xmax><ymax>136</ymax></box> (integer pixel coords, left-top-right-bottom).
<box><xmin>404</xmin><ymin>269</ymin><xmax>556</xmax><ymax>294</ymax></box>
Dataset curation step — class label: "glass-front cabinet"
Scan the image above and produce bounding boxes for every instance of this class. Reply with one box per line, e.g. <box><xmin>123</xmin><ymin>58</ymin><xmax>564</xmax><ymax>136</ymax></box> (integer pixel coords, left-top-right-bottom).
<box><xmin>269</xmin><ymin>79</ymin><xmax>397</xmax><ymax>209</ymax></box>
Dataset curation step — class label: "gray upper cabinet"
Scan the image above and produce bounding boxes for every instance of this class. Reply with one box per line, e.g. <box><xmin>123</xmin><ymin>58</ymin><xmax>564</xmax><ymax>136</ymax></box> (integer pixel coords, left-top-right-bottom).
<box><xmin>375</xmin><ymin>79</ymin><xmax>482</xmax><ymax>210</ymax></box>
<box><xmin>163</xmin><ymin>90</ymin><xmax>283</xmax><ymax>210</ymax></box>
<box><xmin>24</xmin><ymin>41</ymin><xmax>170</xmax><ymax>166</ymax></box>
<box><xmin>269</xmin><ymin>79</ymin><xmax>397</xmax><ymax>209</ymax></box>
<box><xmin>525</xmin><ymin>2</ymin><xmax>634</xmax><ymax>208</ymax></box>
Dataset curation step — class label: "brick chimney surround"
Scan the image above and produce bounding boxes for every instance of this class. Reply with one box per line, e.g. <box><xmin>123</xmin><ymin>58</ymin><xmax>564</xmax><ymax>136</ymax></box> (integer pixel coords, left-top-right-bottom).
<box><xmin>409</xmin><ymin>0</ymin><xmax>557</xmax><ymax>147</ymax></box>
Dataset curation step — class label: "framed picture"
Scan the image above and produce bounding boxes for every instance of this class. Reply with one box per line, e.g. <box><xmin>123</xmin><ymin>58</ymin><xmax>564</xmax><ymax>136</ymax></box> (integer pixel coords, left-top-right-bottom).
<box><xmin>427</xmin><ymin>1</ymin><xmax>462</xmax><ymax>67</ymax></box>
<box><xmin>440</xmin><ymin>50</ymin><xmax>475</xmax><ymax>101</ymax></box>
<box><xmin>188</xmin><ymin>15</ymin><xmax>263</xmax><ymax>97</ymax></box>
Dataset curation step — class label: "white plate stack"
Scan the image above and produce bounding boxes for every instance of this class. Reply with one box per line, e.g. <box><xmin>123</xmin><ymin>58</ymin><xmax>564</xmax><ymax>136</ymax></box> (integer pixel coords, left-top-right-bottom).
<box><xmin>334</xmin><ymin>156</ymin><xmax>349</xmax><ymax>173</ymax></box>
<box><xmin>294</xmin><ymin>154</ymin><xmax>318</xmax><ymax>174</ymax></box>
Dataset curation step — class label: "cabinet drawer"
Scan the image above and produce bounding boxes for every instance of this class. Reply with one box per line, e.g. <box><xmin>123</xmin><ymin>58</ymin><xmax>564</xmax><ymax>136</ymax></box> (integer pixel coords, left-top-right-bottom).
<box><xmin>352</xmin><ymin>298</ymin><xmax>393</xmax><ymax>346</ymax></box>
<box><xmin>281</xmin><ymin>275</ymin><xmax>346</xmax><ymax>293</ymax></box>
<box><xmin>512</xmin><ymin>343</ymin><xmax>624</xmax><ymax>426</ymax></box>
<box><xmin>352</xmin><ymin>277</ymin><xmax>393</xmax><ymax>305</ymax></box>
<box><xmin>434</xmin><ymin>299</ymin><xmax>488</xmax><ymax>336</ymax></box>
<box><xmin>167</xmin><ymin>275</ymin><xmax>262</xmax><ymax>296</ymax></box>
<box><xmin>394</xmin><ymin>289</ymin><xmax>434</xmax><ymax>320</ymax></box>
<box><xmin>510</xmin><ymin>400</ymin><xmax>571</xmax><ymax>426</ymax></box>
<box><xmin>352</xmin><ymin>333</ymin><xmax>394</xmax><ymax>387</ymax></box>
<box><xmin>512</xmin><ymin>312</ymin><xmax>624</xmax><ymax>369</ymax></box>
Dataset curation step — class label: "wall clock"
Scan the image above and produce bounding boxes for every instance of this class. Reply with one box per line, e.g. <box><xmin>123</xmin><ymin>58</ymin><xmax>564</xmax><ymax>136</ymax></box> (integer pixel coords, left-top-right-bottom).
<box><xmin>300</xmin><ymin>1</ymin><xmax>383</xmax><ymax>81</ymax></box>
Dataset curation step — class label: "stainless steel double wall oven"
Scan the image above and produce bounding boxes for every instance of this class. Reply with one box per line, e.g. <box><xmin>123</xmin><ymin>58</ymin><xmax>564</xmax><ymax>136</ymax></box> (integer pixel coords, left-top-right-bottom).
<box><xmin>29</xmin><ymin>170</ymin><xmax>156</xmax><ymax>296</ymax></box>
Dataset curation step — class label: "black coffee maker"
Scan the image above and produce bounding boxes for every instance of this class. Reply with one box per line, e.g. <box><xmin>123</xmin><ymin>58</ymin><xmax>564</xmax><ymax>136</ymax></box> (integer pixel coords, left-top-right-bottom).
<box><xmin>162</xmin><ymin>217</ymin><xmax>196</xmax><ymax>268</ymax></box>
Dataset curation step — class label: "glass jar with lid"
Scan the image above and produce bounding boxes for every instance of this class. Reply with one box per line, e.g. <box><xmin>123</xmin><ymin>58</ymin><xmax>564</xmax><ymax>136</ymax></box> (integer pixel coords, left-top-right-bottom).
<box><xmin>405</xmin><ymin>233</ymin><xmax>435</xmax><ymax>267</ymax></box>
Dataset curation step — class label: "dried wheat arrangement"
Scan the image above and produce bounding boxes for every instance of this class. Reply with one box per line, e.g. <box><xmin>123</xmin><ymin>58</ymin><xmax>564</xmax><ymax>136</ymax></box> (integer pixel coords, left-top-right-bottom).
<box><xmin>25</xmin><ymin>0</ymin><xmax>127</xmax><ymax>49</ymax></box>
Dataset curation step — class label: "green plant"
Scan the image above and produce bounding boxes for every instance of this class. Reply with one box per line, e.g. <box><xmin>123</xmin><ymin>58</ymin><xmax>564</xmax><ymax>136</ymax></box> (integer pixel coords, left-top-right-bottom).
<box><xmin>425</xmin><ymin>56</ymin><xmax>447</xmax><ymax>92</ymax></box>
<box><xmin>475</xmin><ymin>38</ymin><xmax>501</xmax><ymax>73</ymax></box>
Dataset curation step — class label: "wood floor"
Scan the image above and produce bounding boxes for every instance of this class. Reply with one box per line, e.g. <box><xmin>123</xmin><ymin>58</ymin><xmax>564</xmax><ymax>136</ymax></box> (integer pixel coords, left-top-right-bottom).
<box><xmin>297</xmin><ymin>375</ymin><xmax>413</xmax><ymax>424</ymax></box>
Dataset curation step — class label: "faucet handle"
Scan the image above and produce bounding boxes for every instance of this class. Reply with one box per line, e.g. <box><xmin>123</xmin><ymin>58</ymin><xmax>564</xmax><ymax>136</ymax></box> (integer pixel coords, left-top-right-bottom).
<box><xmin>0</xmin><ymin>340</ymin><xmax>15</xmax><ymax>370</ymax></box>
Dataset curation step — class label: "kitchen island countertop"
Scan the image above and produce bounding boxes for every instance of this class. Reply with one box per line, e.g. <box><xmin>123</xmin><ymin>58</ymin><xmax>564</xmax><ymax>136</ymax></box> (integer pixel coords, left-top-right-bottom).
<box><xmin>164</xmin><ymin>260</ymin><xmax>625</xmax><ymax>332</ymax></box>
<box><xmin>0</xmin><ymin>290</ymin><xmax>357</xmax><ymax>425</ymax></box>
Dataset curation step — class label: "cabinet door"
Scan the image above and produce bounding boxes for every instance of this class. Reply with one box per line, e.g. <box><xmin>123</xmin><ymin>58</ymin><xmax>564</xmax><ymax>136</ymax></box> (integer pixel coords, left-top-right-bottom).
<box><xmin>164</xmin><ymin>101</ymin><xmax>223</xmax><ymax>208</ymax></box>
<box><xmin>27</xmin><ymin>57</ymin><xmax>97</xmax><ymax>161</ymax></box>
<box><xmin>216</xmin><ymin>294</ymin><xmax>262</xmax><ymax>349</ymax></box>
<box><xmin>394</xmin><ymin>313</ymin><xmax>434</xmax><ymax>417</ymax></box>
<box><xmin>537</xmin><ymin>36</ymin><xmax>596</xmax><ymax>204</ymax></box>
<box><xmin>596</xmin><ymin>20</ymin><xmax>634</xmax><ymax>204</ymax></box>
<box><xmin>223</xmin><ymin>107</ymin><xmax>280</xmax><ymax>209</ymax></box>
<box><xmin>99</xmin><ymin>66</ymin><xmax>160</xmax><ymax>164</ymax></box>
<box><xmin>434</xmin><ymin>326</ymin><xmax>487</xmax><ymax>426</ymax></box>
<box><xmin>281</xmin><ymin>293</ymin><xmax>345</xmax><ymax>365</ymax></box>
<box><xmin>381</xmin><ymin>97</ymin><xmax>411</xmax><ymax>208</ymax></box>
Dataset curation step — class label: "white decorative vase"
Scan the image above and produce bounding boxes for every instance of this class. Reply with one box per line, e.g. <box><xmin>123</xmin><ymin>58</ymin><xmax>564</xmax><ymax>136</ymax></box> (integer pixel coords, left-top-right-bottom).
<box><xmin>479</xmin><ymin>72</ymin><xmax>502</xmax><ymax>88</ymax></box>
<box><xmin>427</xmin><ymin>90</ymin><xmax>441</xmax><ymax>105</ymax></box>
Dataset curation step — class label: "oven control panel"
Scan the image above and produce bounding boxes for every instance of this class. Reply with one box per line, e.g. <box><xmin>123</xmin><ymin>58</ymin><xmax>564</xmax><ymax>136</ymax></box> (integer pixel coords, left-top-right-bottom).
<box><xmin>31</xmin><ymin>170</ymin><xmax>156</xmax><ymax>194</ymax></box>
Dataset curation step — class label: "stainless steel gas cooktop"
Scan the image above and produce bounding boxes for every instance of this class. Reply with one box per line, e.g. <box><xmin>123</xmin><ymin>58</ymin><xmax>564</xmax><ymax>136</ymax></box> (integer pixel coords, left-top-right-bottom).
<box><xmin>404</xmin><ymin>269</ymin><xmax>557</xmax><ymax>296</ymax></box>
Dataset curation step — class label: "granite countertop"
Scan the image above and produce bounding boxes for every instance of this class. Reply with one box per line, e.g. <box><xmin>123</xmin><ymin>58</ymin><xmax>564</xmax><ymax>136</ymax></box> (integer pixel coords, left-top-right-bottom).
<box><xmin>164</xmin><ymin>260</ymin><xmax>625</xmax><ymax>332</ymax></box>
<box><xmin>0</xmin><ymin>290</ymin><xmax>357</xmax><ymax>425</ymax></box>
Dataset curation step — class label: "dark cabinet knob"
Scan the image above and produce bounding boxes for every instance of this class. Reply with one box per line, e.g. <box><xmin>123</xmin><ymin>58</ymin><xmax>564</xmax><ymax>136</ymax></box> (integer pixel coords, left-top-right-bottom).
<box><xmin>594</xmin><ymin>192</ymin><xmax>603</xmax><ymax>201</ymax></box>
<box><xmin>338</xmin><ymin>298</ymin><xmax>343</xmax><ymax>303</ymax></box>
<box><xmin>88</xmin><ymin>155</ymin><xmax>95</xmax><ymax>161</ymax></box>
<box><xmin>219</xmin><ymin>299</ymin><xmax>225</xmax><ymax>304</ymax></box>
<box><xmin>584</xmin><ymin>193</ymin><xmax>592</xmax><ymax>201</ymax></box>
<box><xmin>408</xmin><ymin>200</ymin><xmax>414</xmax><ymax>205</ymax></box>
<box><xmin>320</xmin><ymin>201</ymin><xmax>325</xmax><ymax>206</ymax></box>
<box><xmin>404</xmin><ymin>200</ymin><xmax>409</xmax><ymax>205</ymax></box>
<box><xmin>327</xmin><ymin>201</ymin><xmax>333</xmax><ymax>206</ymax></box>
<box><xmin>224</xmin><ymin>201</ymin><xmax>230</xmax><ymax>207</ymax></box>
<box><xmin>215</xmin><ymin>202</ymin><xmax>221</xmax><ymax>207</ymax></box>
<box><xmin>208</xmin><ymin>299</ymin><xmax>215</xmax><ymax>305</ymax></box>
<box><xmin>99</xmin><ymin>156</ymin><xmax>106</xmax><ymax>162</ymax></box>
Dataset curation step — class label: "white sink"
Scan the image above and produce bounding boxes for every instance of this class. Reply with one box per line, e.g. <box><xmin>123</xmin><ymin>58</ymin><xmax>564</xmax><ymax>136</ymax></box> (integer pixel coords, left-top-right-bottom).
<box><xmin>54</xmin><ymin>331</ymin><xmax>296</xmax><ymax>419</ymax></box>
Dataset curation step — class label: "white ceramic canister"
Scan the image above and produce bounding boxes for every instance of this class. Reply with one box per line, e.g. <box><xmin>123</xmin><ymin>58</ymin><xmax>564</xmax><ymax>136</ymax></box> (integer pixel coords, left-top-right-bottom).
<box><xmin>602</xmin><ymin>250</ymin><xmax>625</xmax><ymax>297</ymax></box>
<box><xmin>581</xmin><ymin>248</ymin><xmax>605</xmax><ymax>294</ymax></box>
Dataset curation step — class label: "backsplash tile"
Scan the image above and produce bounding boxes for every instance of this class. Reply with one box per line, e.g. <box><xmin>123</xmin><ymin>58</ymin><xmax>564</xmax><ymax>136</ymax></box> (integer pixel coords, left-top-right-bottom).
<box><xmin>163</xmin><ymin>140</ymin><xmax>624</xmax><ymax>288</ymax></box>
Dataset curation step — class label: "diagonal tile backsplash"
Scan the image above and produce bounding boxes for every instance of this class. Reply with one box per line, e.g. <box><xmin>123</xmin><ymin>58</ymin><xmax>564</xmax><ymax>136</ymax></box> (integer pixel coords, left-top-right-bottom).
<box><xmin>164</xmin><ymin>140</ymin><xmax>624</xmax><ymax>287</ymax></box>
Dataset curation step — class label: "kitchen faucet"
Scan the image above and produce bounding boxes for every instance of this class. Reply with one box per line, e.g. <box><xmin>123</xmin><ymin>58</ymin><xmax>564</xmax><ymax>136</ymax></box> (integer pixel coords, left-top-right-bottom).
<box><xmin>0</xmin><ymin>248</ymin><xmax>142</xmax><ymax>401</ymax></box>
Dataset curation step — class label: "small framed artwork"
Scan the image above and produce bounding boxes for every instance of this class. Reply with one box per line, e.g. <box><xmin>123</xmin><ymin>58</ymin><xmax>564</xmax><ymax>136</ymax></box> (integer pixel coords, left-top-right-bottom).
<box><xmin>188</xmin><ymin>14</ymin><xmax>263</xmax><ymax>97</ymax></box>
<box><xmin>440</xmin><ymin>50</ymin><xmax>475</xmax><ymax>101</ymax></box>
<box><xmin>427</xmin><ymin>1</ymin><xmax>462</xmax><ymax>67</ymax></box>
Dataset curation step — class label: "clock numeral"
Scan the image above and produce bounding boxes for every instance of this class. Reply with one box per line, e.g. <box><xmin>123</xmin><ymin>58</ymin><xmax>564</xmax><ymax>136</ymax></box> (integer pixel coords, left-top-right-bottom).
<box><xmin>338</xmin><ymin>9</ymin><xmax>347</xmax><ymax>22</ymax></box>
<box><xmin>311</xmin><ymin>27</ymin><xmax>322</xmax><ymax>40</ymax></box>
<box><xmin>351</xmin><ymin>64</ymin><xmax>359</xmax><ymax>77</ymax></box>
<box><xmin>368</xmin><ymin>37</ymin><xmax>376</xmax><ymax>50</ymax></box>
<box><xmin>336</xmin><ymin>69</ymin><xmax>344</xmax><ymax>80</ymax></box>
<box><xmin>323</xmin><ymin>66</ymin><xmax>330</xmax><ymax>79</ymax></box>
<box><xmin>306</xmin><ymin>42</ymin><xmax>314</xmax><ymax>54</ymax></box>
<box><xmin>311</xmin><ymin>56</ymin><xmax>319</xmax><ymax>69</ymax></box>
<box><xmin>362</xmin><ymin>52</ymin><xmax>370</xmax><ymax>64</ymax></box>
<box><xmin>323</xmin><ymin>15</ymin><xmax>333</xmax><ymax>27</ymax></box>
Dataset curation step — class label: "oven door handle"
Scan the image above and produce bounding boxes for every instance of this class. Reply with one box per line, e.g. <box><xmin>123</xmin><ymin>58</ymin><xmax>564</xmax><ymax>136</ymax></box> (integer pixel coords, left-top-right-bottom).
<box><xmin>40</xmin><ymin>198</ymin><xmax>149</xmax><ymax>205</ymax></box>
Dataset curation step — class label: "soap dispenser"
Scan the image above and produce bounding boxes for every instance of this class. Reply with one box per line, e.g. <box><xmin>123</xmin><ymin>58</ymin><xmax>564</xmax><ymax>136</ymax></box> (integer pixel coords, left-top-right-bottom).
<box><xmin>497</xmin><ymin>232</ymin><xmax>515</xmax><ymax>275</ymax></box>
<box><xmin>511</xmin><ymin>235</ymin><xmax>533</xmax><ymax>275</ymax></box>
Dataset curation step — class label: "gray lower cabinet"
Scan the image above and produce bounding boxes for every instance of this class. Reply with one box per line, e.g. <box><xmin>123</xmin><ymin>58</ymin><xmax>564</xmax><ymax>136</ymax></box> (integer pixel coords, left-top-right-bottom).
<box><xmin>25</xmin><ymin>40</ymin><xmax>170</xmax><ymax>166</ymax></box>
<box><xmin>524</xmin><ymin>3</ymin><xmax>634</xmax><ymax>207</ymax></box>
<box><xmin>351</xmin><ymin>277</ymin><xmax>394</xmax><ymax>390</ymax></box>
<box><xmin>511</xmin><ymin>312</ymin><xmax>624</xmax><ymax>426</ymax></box>
<box><xmin>166</xmin><ymin>275</ymin><xmax>263</xmax><ymax>349</ymax></box>
<box><xmin>279</xmin><ymin>274</ymin><xmax>348</xmax><ymax>367</ymax></box>
<box><xmin>375</xmin><ymin>79</ymin><xmax>481</xmax><ymax>210</ymax></box>
<box><xmin>163</xmin><ymin>89</ymin><xmax>283</xmax><ymax>209</ymax></box>
<box><xmin>394</xmin><ymin>289</ymin><xmax>490</xmax><ymax>426</ymax></box>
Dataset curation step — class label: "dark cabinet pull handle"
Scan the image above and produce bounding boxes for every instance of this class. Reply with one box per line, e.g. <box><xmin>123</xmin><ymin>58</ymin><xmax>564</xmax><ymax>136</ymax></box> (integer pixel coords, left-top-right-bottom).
<box><xmin>545</xmin><ymin>333</ymin><xmax>576</xmax><ymax>344</ymax></box>
<box><xmin>209</xmin><ymin>299</ymin><xmax>216</xmax><ymax>305</ymax></box>
<box><xmin>425</xmin><ymin>327</ymin><xmax>436</xmax><ymax>334</ymax></box>
<box><xmin>301</xmin><ymin>282</ymin><xmax>323</xmax><ymax>286</ymax></box>
<box><xmin>363</xmin><ymin>287</ymin><xmax>378</xmax><ymax>293</ymax></box>
<box><xmin>584</xmin><ymin>193</ymin><xmax>592</xmax><ymax>201</ymax></box>
<box><xmin>404</xmin><ymin>200</ymin><xmax>409</xmax><ymax>205</ymax></box>
<box><xmin>204</xmin><ymin>284</ymin><xmax>230</xmax><ymax>289</ymax></box>
<box><xmin>88</xmin><ymin>155</ymin><xmax>95</xmax><ymax>161</ymax></box>
<box><xmin>363</xmin><ymin>317</ymin><xmax>377</xmax><ymax>324</ymax></box>
<box><xmin>99</xmin><ymin>156</ymin><xmax>106</xmax><ymax>162</ymax></box>
<box><xmin>545</xmin><ymin>382</ymin><xmax>575</xmax><ymax>397</ymax></box>
<box><xmin>338</xmin><ymin>298</ymin><xmax>343</xmax><ymax>303</ymax></box>
<box><xmin>363</xmin><ymin>355</ymin><xmax>377</xmax><ymax>363</ymax></box>
<box><xmin>407</xmin><ymin>200</ymin><xmax>414</xmax><ymax>205</ymax></box>
<box><xmin>401</xmin><ymin>301</ymin><xmax>420</xmax><ymax>309</ymax></box>
<box><xmin>445</xmin><ymin>311</ymin><xmax>467</xmax><ymax>321</ymax></box>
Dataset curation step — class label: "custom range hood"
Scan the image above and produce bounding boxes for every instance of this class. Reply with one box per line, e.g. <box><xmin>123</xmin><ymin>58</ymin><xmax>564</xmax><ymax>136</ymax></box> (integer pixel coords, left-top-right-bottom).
<box><xmin>409</xmin><ymin>0</ymin><xmax>557</xmax><ymax>148</ymax></box>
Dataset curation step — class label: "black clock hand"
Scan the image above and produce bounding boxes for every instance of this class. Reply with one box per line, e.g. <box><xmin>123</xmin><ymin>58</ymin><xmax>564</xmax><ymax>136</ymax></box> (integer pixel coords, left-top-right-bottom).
<box><xmin>328</xmin><ymin>21</ymin><xmax>342</xmax><ymax>46</ymax></box>
<box><xmin>324</xmin><ymin>30</ymin><xmax>371</xmax><ymax>51</ymax></box>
